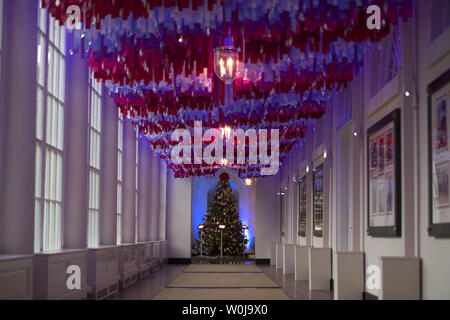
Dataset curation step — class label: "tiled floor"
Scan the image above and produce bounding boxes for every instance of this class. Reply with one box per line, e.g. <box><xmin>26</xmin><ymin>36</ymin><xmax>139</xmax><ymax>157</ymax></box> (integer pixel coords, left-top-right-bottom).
<box><xmin>258</xmin><ymin>265</ymin><xmax>333</xmax><ymax>300</ymax></box>
<box><xmin>110</xmin><ymin>264</ymin><xmax>333</xmax><ymax>300</ymax></box>
<box><xmin>110</xmin><ymin>265</ymin><xmax>186</xmax><ymax>300</ymax></box>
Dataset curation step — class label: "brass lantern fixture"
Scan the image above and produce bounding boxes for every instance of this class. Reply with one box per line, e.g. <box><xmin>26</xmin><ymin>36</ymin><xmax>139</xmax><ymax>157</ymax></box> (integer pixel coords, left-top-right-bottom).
<box><xmin>213</xmin><ymin>46</ymin><xmax>239</xmax><ymax>83</ymax></box>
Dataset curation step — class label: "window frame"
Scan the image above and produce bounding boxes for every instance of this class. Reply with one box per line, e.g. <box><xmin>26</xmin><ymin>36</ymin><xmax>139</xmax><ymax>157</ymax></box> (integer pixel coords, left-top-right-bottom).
<box><xmin>87</xmin><ymin>77</ymin><xmax>102</xmax><ymax>248</ymax></box>
<box><xmin>297</xmin><ymin>175</ymin><xmax>307</xmax><ymax>238</ymax></box>
<box><xmin>135</xmin><ymin>131</ymin><xmax>139</xmax><ymax>243</ymax></box>
<box><xmin>34</xmin><ymin>7</ymin><xmax>66</xmax><ymax>253</ymax></box>
<box><xmin>117</xmin><ymin>115</ymin><xmax>123</xmax><ymax>245</ymax></box>
<box><xmin>312</xmin><ymin>163</ymin><xmax>324</xmax><ymax>238</ymax></box>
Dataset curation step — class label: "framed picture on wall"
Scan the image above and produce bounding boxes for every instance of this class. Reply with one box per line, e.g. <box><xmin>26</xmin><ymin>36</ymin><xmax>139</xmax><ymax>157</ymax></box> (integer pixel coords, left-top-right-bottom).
<box><xmin>367</xmin><ymin>109</ymin><xmax>401</xmax><ymax>237</ymax></box>
<box><xmin>428</xmin><ymin>69</ymin><xmax>450</xmax><ymax>238</ymax></box>
<box><xmin>313</xmin><ymin>164</ymin><xmax>324</xmax><ymax>238</ymax></box>
<box><xmin>298</xmin><ymin>175</ymin><xmax>307</xmax><ymax>237</ymax></box>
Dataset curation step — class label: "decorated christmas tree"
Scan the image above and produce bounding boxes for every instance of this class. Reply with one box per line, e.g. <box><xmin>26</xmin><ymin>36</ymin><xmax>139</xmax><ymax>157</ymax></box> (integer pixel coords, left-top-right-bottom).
<box><xmin>201</xmin><ymin>172</ymin><xmax>247</xmax><ymax>256</ymax></box>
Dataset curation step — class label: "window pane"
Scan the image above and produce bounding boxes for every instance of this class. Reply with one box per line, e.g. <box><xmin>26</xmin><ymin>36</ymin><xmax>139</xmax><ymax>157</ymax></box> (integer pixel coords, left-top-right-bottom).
<box><xmin>47</xmin><ymin>47</ymin><xmax>53</xmax><ymax>93</ymax></box>
<box><xmin>56</xmin><ymin>153</ymin><xmax>62</xmax><ymax>201</ymax></box>
<box><xmin>88</xmin><ymin>170</ymin><xmax>100</xmax><ymax>247</ymax></box>
<box><xmin>35</xmin><ymin>145</ymin><xmax>42</xmax><ymax>198</ymax></box>
<box><xmin>58</xmin><ymin>103</ymin><xmax>64</xmax><ymax>150</ymax></box>
<box><xmin>37</xmin><ymin>34</ymin><xmax>45</xmax><ymax>85</ymax></box>
<box><xmin>53</xmin><ymin>20</ymin><xmax>59</xmax><ymax>48</ymax></box>
<box><xmin>38</xmin><ymin>1</ymin><xmax>46</xmax><ymax>33</ymax></box>
<box><xmin>34</xmin><ymin>199</ymin><xmax>41</xmax><ymax>252</ymax></box>
<box><xmin>36</xmin><ymin>88</ymin><xmax>44</xmax><ymax>140</ymax></box>
<box><xmin>118</xmin><ymin>152</ymin><xmax>122</xmax><ymax>181</ymax></box>
<box><xmin>43</xmin><ymin>201</ymin><xmax>49</xmax><ymax>250</ymax></box>
<box><xmin>118</xmin><ymin>119</ymin><xmax>123</xmax><ymax>150</ymax></box>
<box><xmin>60</xmin><ymin>26</ymin><xmax>66</xmax><ymax>54</ymax></box>
<box><xmin>59</xmin><ymin>55</ymin><xmax>65</xmax><ymax>100</ymax></box>
<box><xmin>117</xmin><ymin>213</ymin><xmax>121</xmax><ymax>245</ymax></box>
<box><xmin>48</xmin><ymin>16</ymin><xmax>54</xmax><ymax>43</ymax></box>
<box><xmin>117</xmin><ymin>184</ymin><xmax>122</xmax><ymax>214</ymax></box>
<box><xmin>117</xmin><ymin>182</ymin><xmax>122</xmax><ymax>244</ymax></box>
<box><xmin>52</xmin><ymin>99</ymin><xmax>57</xmax><ymax>147</ymax></box>
<box><xmin>53</xmin><ymin>50</ymin><xmax>59</xmax><ymax>95</ymax></box>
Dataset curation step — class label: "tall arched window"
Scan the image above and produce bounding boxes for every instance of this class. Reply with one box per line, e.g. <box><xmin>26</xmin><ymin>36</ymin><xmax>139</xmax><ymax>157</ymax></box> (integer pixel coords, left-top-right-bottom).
<box><xmin>117</xmin><ymin>115</ymin><xmax>123</xmax><ymax>244</ymax></box>
<box><xmin>34</xmin><ymin>5</ymin><xmax>66</xmax><ymax>252</ymax></box>
<box><xmin>87</xmin><ymin>79</ymin><xmax>102</xmax><ymax>247</ymax></box>
<box><xmin>135</xmin><ymin>131</ymin><xmax>139</xmax><ymax>243</ymax></box>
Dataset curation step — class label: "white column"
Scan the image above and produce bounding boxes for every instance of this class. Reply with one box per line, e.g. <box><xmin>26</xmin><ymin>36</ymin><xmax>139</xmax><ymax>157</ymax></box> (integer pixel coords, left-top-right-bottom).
<box><xmin>400</xmin><ymin>18</ymin><xmax>416</xmax><ymax>258</ymax></box>
<box><xmin>149</xmin><ymin>152</ymin><xmax>160</xmax><ymax>241</ymax></box>
<box><xmin>281</xmin><ymin>164</ymin><xmax>288</xmax><ymax>242</ymax></box>
<box><xmin>351</xmin><ymin>74</ymin><xmax>363</xmax><ymax>252</ymax></box>
<box><xmin>305</xmin><ymin>129</ymin><xmax>314</xmax><ymax>247</ymax></box>
<box><xmin>122</xmin><ymin>119</ymin><xmax>136</xmax><ymax>244</ymax></box>
<box><xmin>137</xmin><ymin>139</ymin><xmax>149</xmax><ymax>242</ymax></box>
<box><xmin>323</xmin><ymin>107</ymin><xmax>332</xmax><ymax>248</ymax></box>
<box><xmin>99</xmin><ymin>91</ymin><xmax>118</xmax><ymax>245</ymax></box>
<box><xmin>0</xmin><ymin>0</ymin><xmax>38</xmax><ymax>254</ymax></box>
<box><xmin>284</xmin><ymin>159</ymin><xmax>292</xmax><ymax>243</ymax></box>
<box><xmin>290</xmin><ymin>146</ymin><xmax>300</xmax><ymax>244</ymax></box>
<box><xmin>159</xmin><ymin>161</ymin><xmax>167</xmax><ymax>240</ymax></box>
<box><xmin>63</xmin><ymin>35</ymin><xmax>89</xmax><ymax>249</ymax></box>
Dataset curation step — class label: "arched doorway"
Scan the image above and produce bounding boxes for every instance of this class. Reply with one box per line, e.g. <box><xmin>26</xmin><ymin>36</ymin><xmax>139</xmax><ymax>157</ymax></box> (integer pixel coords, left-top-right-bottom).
<box><xmin>191</xmin><ymin>169</ymin><xmax>255</xmax><ymax>256</ymax></box>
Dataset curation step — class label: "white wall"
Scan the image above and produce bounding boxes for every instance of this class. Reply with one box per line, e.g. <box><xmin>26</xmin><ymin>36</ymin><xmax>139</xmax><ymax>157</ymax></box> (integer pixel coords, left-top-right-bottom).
<box><xmin>149</xmin><ymin>153</ymin><xmax>160</xmax><ymax>241</ymax></box>
<box><xmin>122</xmin><ymin>119</ymin><xmax>137</xmax><ymax>244</ymax></box>
<box><xmin>166</xmin><ymin>173</ymin><xmax>192</xmax><ymax>259</ymax></box>
<box><xmin>417</xmin><ymin>0</ymin><xmax>450</xmax><ymax>299</ymax></box>
<box><xmin>159</xmin><ymin>161</ymin><xmax>167</xmax><ymax>240</ymax></box>
<box><xmin>255</xmin><ymin>175</ymin><xmax>280</xmax><ymax>259</ymax></box>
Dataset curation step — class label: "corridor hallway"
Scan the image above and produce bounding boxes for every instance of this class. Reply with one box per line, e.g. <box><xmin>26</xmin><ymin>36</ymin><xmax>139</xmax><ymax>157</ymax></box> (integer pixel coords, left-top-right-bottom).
<box><xmin>1</xmin><ymin>0</ymin><xmax>450</xmax><ymax>302</ymax></box>
<box><xmin>111</xmin><ymin>263</ymin><xmax>333</xmax><ymax>300</ymax></box>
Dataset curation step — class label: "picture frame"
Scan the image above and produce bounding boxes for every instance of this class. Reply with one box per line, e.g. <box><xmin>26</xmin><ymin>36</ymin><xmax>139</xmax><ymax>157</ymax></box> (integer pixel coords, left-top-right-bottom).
<box><xmin>313</xmin><ymin>164</ymin><xmax>324</xmax><ymax>238</ymax></box>
<box><xmin>298</xmin><ymin>175</ymin><xmax>307</xmax><ymax>237</ymax></box>
<box><xmin>428</xmin><ymin>69</ymin><xmax>450</xmax><ymax>238</ymax></box>
<box><xmin>367</xmin><ymin>109</ymin><xmax>401</xmax><ymax>237</ymax></box>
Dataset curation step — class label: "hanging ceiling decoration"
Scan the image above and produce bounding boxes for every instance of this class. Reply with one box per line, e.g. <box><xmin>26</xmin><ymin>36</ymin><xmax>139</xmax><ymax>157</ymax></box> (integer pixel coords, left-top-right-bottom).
<box><xmin>42</xmin><ymin>0</ymin><xmax>412</xmax><ymax>179</ymax></box>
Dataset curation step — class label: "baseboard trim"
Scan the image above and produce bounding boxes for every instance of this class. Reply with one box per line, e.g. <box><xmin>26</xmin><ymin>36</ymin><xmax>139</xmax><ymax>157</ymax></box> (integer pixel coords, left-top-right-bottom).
<box><xmin>168</xmin><ymin>258</ymin><xmax>192</xmax><ymax>264</ymax></box>
<box><xmin>255</xmin><ymin>259</ymin><xmax>271</xmax><ymax>265</ymax></box>
<box><xmin>363</xmin><ymin>292</ymin><xmax>379</xmax><ymax>300</ymax></box>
